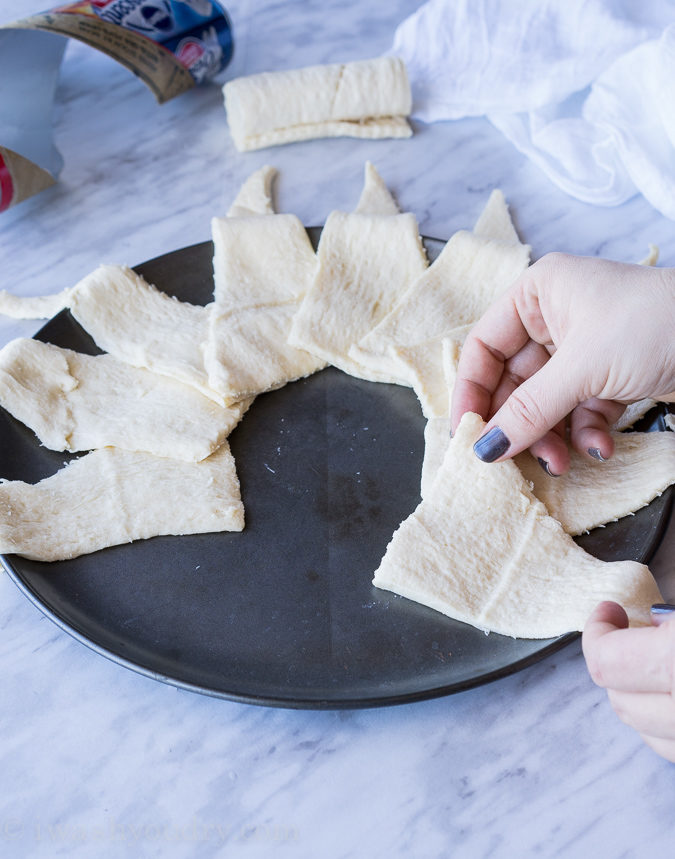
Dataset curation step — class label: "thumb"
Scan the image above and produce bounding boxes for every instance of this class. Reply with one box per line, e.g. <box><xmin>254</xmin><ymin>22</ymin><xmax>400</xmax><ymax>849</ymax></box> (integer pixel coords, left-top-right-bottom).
<box><xmin>472</xmin><ymin>347</ymin><xmax>587</xmax><ymax>462</ymax></box>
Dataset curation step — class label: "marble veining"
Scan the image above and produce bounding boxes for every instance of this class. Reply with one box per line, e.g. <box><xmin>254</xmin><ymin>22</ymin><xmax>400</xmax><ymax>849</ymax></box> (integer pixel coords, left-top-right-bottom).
<box><xmin>0</xmin><ymin>0</ymin><xmax>674</xmax><ymax>856</ymax></box>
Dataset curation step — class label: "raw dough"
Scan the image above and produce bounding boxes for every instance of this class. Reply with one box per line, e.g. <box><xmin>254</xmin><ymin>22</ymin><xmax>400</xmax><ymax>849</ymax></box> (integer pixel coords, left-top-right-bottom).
<box><xmin>0</xmin><ymin>442</ymin><xmax>244</xmax><ymax>562</ymax></box>
<box><xmin>0</xmin><ymin>289</ymin><xmax>72</xmax><ymax>320</ymax></box>
<box><xmin>67</xmin><ymin>264</ymin><xmax>218</xmax><ymax>401</ymax></box>
<box><xmin>0</xmin><ymin>338</ymin><xmax>250</xmax><ymax>461</ymax></box>
<box><xmin>226</xmin><ymin>165</ymin><xmax>277</xmax><ymax>217</ymax></box>
<box><xmin>288</xmin><ymin>165</ymin><xmax>427</xmax><ymax>381</ymax></box>
<box><xmin>515</xmin><ymin>430</ymin><xmax>675</xmax><ymax>535</ymax></box>
<box><xmin>350</xmin><ymin>190</ymin><xmax>529</xmax><ymax>404</ymax></box>
<box><xmin>612</xmin><ymin>399</ymin><xmax>657</xmax><ymax>430</ymax></box>
<box><xmin>205</xmin><ymin>210</ymin><xmax>325</xmax><ymax>403</ymax></box>
<box><xmin>224</xmin><ymin>57</ymin><xmax>412</xmax><ymax>152</ymax></box>
<box><xmin>354</xmin><ymin>161</ymin><xmax>401</xmax><ymax>216</ymax></box>
<box><xmin>372</xmin><ymin>412</ymin><xmax>662</xmax><ymax>638</ymax></box>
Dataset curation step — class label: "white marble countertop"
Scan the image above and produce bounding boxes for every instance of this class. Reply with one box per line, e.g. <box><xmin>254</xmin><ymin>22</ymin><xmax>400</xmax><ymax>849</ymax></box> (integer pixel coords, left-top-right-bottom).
<box><xmin>1</xmin><ymin>1</ymin><xmax>674</xmax><ymax>856</ymax></box>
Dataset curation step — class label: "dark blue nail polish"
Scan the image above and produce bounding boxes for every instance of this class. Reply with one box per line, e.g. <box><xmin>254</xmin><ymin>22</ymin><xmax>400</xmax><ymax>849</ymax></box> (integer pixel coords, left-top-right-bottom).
<box><xmin>651</xmin><ymin>603</ymin><xmax>675</xmax><ymax>616</ymax></box>
<box><xmin>651</xmin><ymin>604</ymin><xmax>675</xmax><ymax>626</ymax></box>
<box><xmin>474</xmin><ymin>426</ymin><xmax>510</xmax><ymax>463</ymax></box>
<box><xmin>588</xmin><ymin>447</ymin><xmax>608</xmax><ymax>462</ymax></box>
<box><xmin>537</xmin><ymin>457</ymin><xmax>559</xmax><ymax>477</ymax></box>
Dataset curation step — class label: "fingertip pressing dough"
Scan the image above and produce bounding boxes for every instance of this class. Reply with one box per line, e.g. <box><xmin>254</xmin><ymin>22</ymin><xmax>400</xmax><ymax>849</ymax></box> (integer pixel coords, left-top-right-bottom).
<box><xmin>372</xmin><ymin>412</ymin><xmax>662</xmax><ymax>638</ymax></box>
<box><xmin>224</xmin><ymin>56</ymin><xmax>413</xmax><ymax>152</ymax></box>
<box><xmin>0</xmin><ymin>442</ymin><xmax>244</xmax><ymax>562</ymax></box>
<box><xmin>0</xmin><ymin>338</ymin><xmax>250</xmax><ymax>461</ymax></box>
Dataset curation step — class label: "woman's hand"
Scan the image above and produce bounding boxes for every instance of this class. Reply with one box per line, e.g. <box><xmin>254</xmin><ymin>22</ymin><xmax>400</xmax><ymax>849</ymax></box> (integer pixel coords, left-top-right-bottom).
<box><xmin>582</xmin><ymin>602</ymin><xmax>675</xmax><ymax>762</ymax></box>
<box><xmin>450</xmin><ymin>253</ymin><xmax>675</xmax><ymax>474</ymax></box>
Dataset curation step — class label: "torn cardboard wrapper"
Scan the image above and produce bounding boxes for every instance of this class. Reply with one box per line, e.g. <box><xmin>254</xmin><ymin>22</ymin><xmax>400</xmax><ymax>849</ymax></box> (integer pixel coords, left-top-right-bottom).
<box><xmin>0</xmin><ymin>0</ymin><xmax>234</xmax><ymax>212</ymax></box>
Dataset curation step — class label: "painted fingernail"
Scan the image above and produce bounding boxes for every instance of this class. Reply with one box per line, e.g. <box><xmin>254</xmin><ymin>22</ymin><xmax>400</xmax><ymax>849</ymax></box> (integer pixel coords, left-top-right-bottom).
<box><xmin>537</xmin><ymin>457</ymin><xmax>559</xmax><ymax>477</ymax></box>
<box><xmin>474</xmin><ymin>426</ymin><xmax>510</xmax><ymax>463</ymax></box>
<box><xmin>588</xmin><ymin>448</ymin><xmax>608</xmax><ymax>462</ymax></box>
<box><xmin>651</xmin><ymin>604</ymin><xmax>675</xmax><ymax>625</ymax></box>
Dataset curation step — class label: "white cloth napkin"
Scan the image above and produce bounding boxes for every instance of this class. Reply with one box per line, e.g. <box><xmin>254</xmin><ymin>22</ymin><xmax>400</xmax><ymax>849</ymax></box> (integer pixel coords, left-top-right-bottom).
<box><xmin>392</xmin><ymin>0</ymin><xmax>675</xmax><ymax>217</ymax></box>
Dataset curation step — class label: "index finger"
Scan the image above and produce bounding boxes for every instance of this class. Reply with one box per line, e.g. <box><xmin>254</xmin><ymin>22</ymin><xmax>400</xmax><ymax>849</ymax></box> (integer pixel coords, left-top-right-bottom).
<box><xmin>582</xmin><ymin>602</ymin><xmax>675</xmax><ymax>694</ymax></box>
<box><xmin>450</xmin><ymin>292</ymin><xmax>531</xmax><ymax>432</ymax></box>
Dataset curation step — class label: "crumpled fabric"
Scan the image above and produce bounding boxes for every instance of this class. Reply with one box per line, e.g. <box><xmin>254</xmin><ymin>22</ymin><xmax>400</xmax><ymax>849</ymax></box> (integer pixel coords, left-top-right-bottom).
<box><xmin>392</xmin><ymin>0</ymin><xmax>675</xmax><ymax>217</ymax></box>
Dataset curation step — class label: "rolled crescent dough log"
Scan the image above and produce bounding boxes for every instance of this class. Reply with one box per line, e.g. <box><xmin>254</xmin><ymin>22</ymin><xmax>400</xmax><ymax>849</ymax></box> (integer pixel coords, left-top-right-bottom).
<box><xmin>223</xmin><ymin>57</ymin><xmax>413</xmax><ymax>151</ymax></box>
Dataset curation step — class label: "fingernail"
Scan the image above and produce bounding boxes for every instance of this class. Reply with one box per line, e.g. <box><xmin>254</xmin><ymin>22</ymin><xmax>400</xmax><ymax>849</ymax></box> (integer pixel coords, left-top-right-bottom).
<box><xmin>537</xmin><ymin>457</ymin><xmax>559</xmax><ymax>477</ymax></box>
<box><xmin>588</xmin><ymin>448</ymin><xmax>608</xmax><ymax>462</ymax></box>
<box><xmin>474</xmin><ymin>426</ymin><xmax>510</xmax><ymax>463</ymax></box>
<box><xmin>651</xmin><ymin>604</ymin><xmax>675</xmax><ymax>626</ymax></box>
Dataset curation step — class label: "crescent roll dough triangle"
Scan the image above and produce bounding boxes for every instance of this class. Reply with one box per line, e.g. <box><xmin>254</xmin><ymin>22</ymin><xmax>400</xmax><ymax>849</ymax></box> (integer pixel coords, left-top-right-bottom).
<box><xmin>515</xmin><ymin>430</ymin><xmax>675</xmax><ymax>535</ymax></box>
<box><xmin>349</xmin><ymin>192</ymin><xmax>530</xmax><ymax>390</ymax></box>
<box><xmin>0</xmin><ymin>338</ymin><xmax>250</xmax><ymax>461</ymax></box>
<box><xmin>372</xmin><ymin>412</ymin><xmax>662</xmax><ymax>638</ymax></box>
<box><xmin>354</xmin><ymin>161</ymin><xmax>400</xmax><ymax>216</ymax></box>
<box><xmin>0</xmin><ymin>442</ymin><xmax>244</xmax><ymax>562</ymax></box>
<box><xmin>66</xmin><ymin>264</ymin><xmax>218</xmax><ymax>400</ymax></box>
<box><xmin>288</xmin><ymin>165</ymin><xmax>427</xmax><ymax>381</ymax></box>
<box><xmin>227</xmin><ymin>165</ymin><xmax>277</xmax><ymax>217</ymax></box>
<box><xmin>205</xmin><ymin>212</ymin><xmax>325</xmax><ymax>403</ymax></box>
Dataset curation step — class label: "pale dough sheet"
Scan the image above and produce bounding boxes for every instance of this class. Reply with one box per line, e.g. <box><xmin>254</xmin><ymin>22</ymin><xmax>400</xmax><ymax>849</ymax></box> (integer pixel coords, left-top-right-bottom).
<box><xmin>420</xmin><ymin>416</ymin><xmax>452</xmax><ymax>499</ymax></box>
<box><xmin>226</xmin><ymin>165</ymin><xmax>277</xmax><ymax>217</ymax></box>
<box><xmin>354</xmin><ymin>161</ymin><xmax>401</xmax><ymax>216</ymax></box>
<box><xmin>612</xmin><ymin>398</ymin><xmax>657</xmax><ymax>430</ymax></box>
<box><xmin>288</xmin><ymin>210</ymin><xmax>428</xmax><ymax>381</ymax></box>
<box><xmin>205</xmin><ymin>212</ymin><xmax>325</xmax><ymax>403</ymax></box>
<box><xmin>392</xmin><ymin>336</ymin><xmax>462</xmax><ymax>419</ymax></box>
<box><xmin>67</xmin><ymin>264</ymin><xmax>218</xmax><ymax>401</ymax></box>
<box><xmin>515</xmin><ymin>430</ymin><xmax>675</xmax><ymax>535</ymax></box>
<box><xmin>0</xmin><ymin>338</ymin><xmax>250</xmax><ymax>461</ymax></box>
<box><xmin>224</xmin><ymin>57</ymin><xmax>412</xmax><ymax>152</ymax></box>
<box><xmin>350</xmin><ymin>190</ymin><xmax>529</xmax><ymax>402</ymax></box>
<box><xmin>372</xmin><ymin>413</ymin><xmax>662</xmax><ymax>638</ymax></box>
<box><xmin>0</xmin><ymin>442</ymin><xmax>244</xmax><ymax>562</ymax></box>
<box><xmin>0</xmin><ymin>289</ymin><xmax>72</xmax><ymax>320</ymax></box>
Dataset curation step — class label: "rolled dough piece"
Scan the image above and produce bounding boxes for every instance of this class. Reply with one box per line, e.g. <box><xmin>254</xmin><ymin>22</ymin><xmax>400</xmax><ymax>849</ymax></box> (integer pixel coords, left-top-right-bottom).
<box><xmin>224</xmin><ymin>57</ymin><xmax>412</xmax><ymax>152</ymax></box>
<box><xmin>515</xmin><ymin>430</ymin><xmax>675</xmax><ymax>535</ymax></box>
<box><xmin>0</xmin><ymin>338</ymin><xmax>250</xmax><ymax>461</ymax></box>
<box><xmin>205</xmin><ymin>212</ymin><xmax>325</xmax><ymax>403</ymax></box>
<box><xmin>372</xmin><ymin>412</ymin><xmax>662</xmax><ymax>638</ymax></box>
<box><xmin>0</xmin><ymin>442</ymin><xmax>244</xmax><ymax>562</ymax></box>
